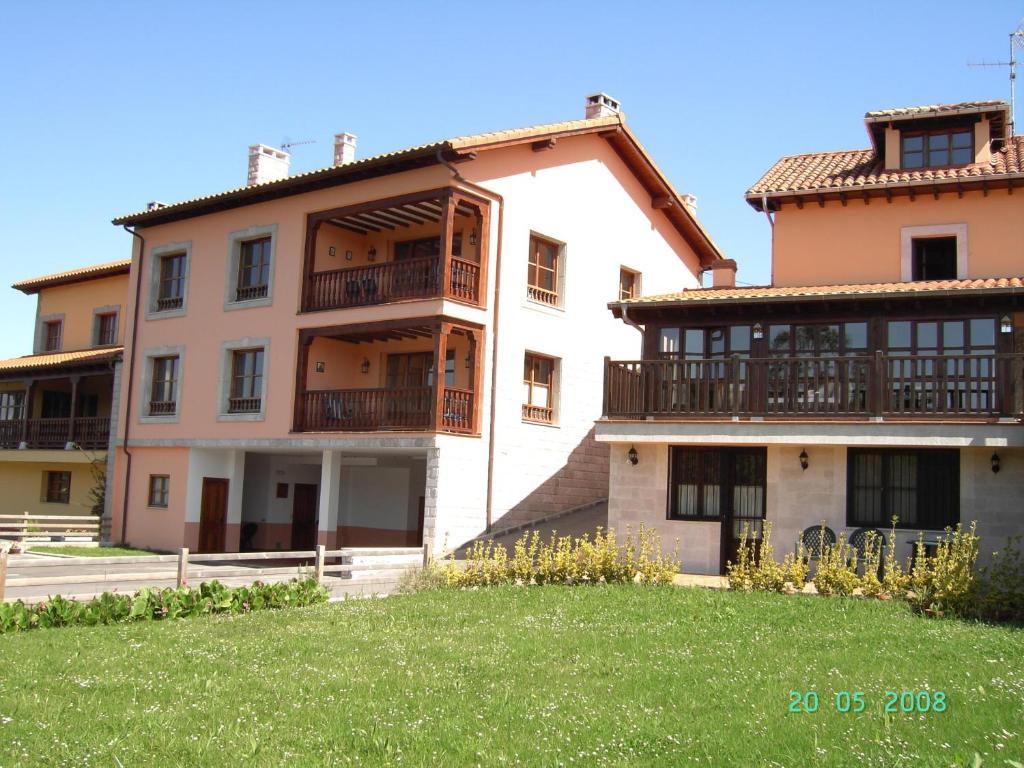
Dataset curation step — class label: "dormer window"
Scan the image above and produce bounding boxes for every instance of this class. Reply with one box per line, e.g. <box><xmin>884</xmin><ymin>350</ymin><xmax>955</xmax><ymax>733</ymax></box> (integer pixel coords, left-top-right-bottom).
<box><xmin>901</xmin><ymin>129</ymin><xmax>973</xmax><ymax>169</ymax></box>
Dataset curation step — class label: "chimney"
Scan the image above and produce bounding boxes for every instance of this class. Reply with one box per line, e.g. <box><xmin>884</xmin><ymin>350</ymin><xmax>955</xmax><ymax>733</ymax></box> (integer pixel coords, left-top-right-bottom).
<box><xmin>333</xmin><ymin>132</ymin><xmax>358</xmax><ymax>166</ymax></box>
<box><xmin>710</xmin><ymin>259</ymin><xmax>737</xmax><ymax>289</ymax></box>
<box><xmin>585</xmin><ymin>92</ymin><xmax>621</xmax><ymax>119</ymax></box>
<box><xmin>247</xmin><ymin>144</ymin><xmax>291</xmax><ymax>186</ymax></box>
<box><xmin>680</xmin><ymin>193</ymin><xmax>698</xmax><ymax>214</ymax></box>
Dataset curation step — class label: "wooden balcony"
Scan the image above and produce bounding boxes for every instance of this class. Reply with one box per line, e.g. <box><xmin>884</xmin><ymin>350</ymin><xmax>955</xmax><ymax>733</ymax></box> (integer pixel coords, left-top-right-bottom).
<box><xmin>301</xmin><ymin>187</ymin><xmax>489</xmax><ymax>313</ymax></box>
<box><xmin>297</xmin><ymin>386</ymin><xmax>474</xmax><ymax>434</ymax></box>
<box><xmin>0</xmin><ymin>417</ymin><xmax>111</xmax><ymax>449</ymax></box>
<box><xmin>603</xmin><ymin>353</ymin><xmax>1024</xmax><ymax>421</ymax></box>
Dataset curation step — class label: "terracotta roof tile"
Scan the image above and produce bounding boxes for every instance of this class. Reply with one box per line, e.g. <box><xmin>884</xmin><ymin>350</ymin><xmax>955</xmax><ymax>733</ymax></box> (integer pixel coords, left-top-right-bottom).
<box><xmin>0</xmin><ymin>347</ymin><xmax>123</xmax><ymax>373</ymax></box>
<box><xmin>746</xmin><ymin>135</ymin><xmax>1024</xmax><ymax>197</ymax></box>
<box><xmin>12</xmin><ymin>260</ymin><xmax>131</xmax><ymax>294</ymax></box>
<box><xmin>617</xmin><ymin>277</ymin><xmax>1024</xmax><ymax>306</ymax></box>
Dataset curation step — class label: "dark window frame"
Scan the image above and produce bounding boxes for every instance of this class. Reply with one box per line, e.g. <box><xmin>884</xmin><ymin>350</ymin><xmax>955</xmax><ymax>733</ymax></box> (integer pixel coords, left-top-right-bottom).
<box><xmin>668</xmin><ymin>446</ymin><xmax>767</xmax><ymax>523</ymax></box>
<box><xmin>901</xmin><ymin>128</ymin><xmax>974</xmax><ymax>169</ymax></box>
<box><xmin>156</xmin><ymin>252</ymin><xmax>187</xmax><ymax>311</ymax></box>
<box><xmin>228</xmin><ymin>348</ymin><xmax>264</xmax><ymax>413</ymax></box>
<box><xmin>911</xmin><ymin>236</ymin><xmax>958</xmax><ymax>281</ymax></box>
<box><xmin>147</xmin><ymin>475</ymin><xmax>170</xmax><ymax>508</ymax></box>
<box><xmin>44</xmin><ymin>470</ymin><xmax>71</xmax><ymax>504</ymax></box>
<box><xmin>43</xmin><ymin>320</ymin><xmax>63</xmax><ymax>352</ymax></box>
<box><xmin>95</xmin><ymin>312</ymin><xmax>118</xmax><ymax>346</ymax></box>
<box><xmin>0</xmin><ymin>391</ymin><xmax>25</xmax><ymax>420</ymax></box>
<box><xmin>235</xmin><ymin>236</ymin><xmax>272</xmax><ymax>301</ymax></box>
<box><xmin>846</xmin><ymin>448</ymin><xmax>959</xmax><ymax>530</ymax></box>
<box><xmin>149</xmin><ymin>355</ymin><xmax>179</xmax><ymax>415</ymax></box>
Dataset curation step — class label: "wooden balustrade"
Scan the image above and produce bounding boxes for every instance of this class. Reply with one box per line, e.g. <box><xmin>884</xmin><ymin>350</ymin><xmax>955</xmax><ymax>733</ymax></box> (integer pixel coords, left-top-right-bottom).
<box><xmin>522</xmin><ymin>404</ymin><xmax>554</xmax><ymax>423</ymax></box>
<box><xmin>72</xmin><ymin>417</ymin><xmax>111</xmax><ymax>449</ymax></box>
<box><xmin>448</xmin><ymin>258</ymin><xmax>480</xmax><ymax>304</ymax></box>
<box><xmin>26</xmin><ymin>418</ymin><xmax>70</xmax><ymax>448</ymax></box>
<box><xmin>228</xmin><ymin>397</ymin><xmax>262</xmax><ymax>414</ymax></box>
<box><xmin>0</xmin><ymin>420</ymin><xmax>21</xmax><ymax>449</ymax></box>
<box><xmin>298</xmin><ymin>386</ymin><xmax>478</xmax><ymax>433</ymax></box>
<box><xmin>442</xmin><ymin>388</ymin><xmax>474</xmax><ymax>432</ymax></box>
<box><xmin>0</xmin><ymin>418</ymin><xmax>112</xmax><ymax>450</ymax></box>
<box><xmin>604</xmin><ymin>353</ymin><xmax>1024</xmax><ymax>420</ymax></box>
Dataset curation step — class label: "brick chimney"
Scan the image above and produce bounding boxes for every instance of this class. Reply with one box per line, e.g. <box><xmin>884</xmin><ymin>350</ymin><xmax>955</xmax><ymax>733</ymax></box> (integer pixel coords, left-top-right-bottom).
<box><xmin>710</xmin><ymin>259</ymin><xmax>737</xmax><ymax>289</ymax></box>
<box><xmin>334</xmin><ymin>133</ymin><xmax>357</xmax><ymax>166</ymax></box>
<box><xmin>585</xmin><ymin>92</ymin><xmax>621</xmax><ymax>119</ymax></box>
<box><xmin>247</xmin><ymin>144</ymin><xmax>291</xmax><ymax>186</ymax></box>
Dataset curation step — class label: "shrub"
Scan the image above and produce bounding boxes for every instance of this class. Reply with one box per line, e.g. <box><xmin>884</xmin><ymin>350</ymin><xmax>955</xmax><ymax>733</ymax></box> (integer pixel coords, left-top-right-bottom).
<box><xmin>0</xmin><ymin>579</ymin><xmax>328</xmax><ymax>634</ymax></box>
<box><xmin>972</xmin><ymin>536</ymin><xmax>1024</xmax><ymax>623</ymax></box>
<box><xmin>908</xmin><ymin>523</ymin><xmax>980</xmax><ymax>617</ymax></box>
<box><xmin>440</xmin><ymin>526</ymin><xmax>678</xmax><ymax>588</ymax></box>
<box><xmin>812</xmin><ymin>534</ymin><xmax>860</xmax><ymax>597</ymax></box>
<box><xmin>726</xmin><ymin>522</ymin><xmax>806</xmax><ymax>593</ymax></box>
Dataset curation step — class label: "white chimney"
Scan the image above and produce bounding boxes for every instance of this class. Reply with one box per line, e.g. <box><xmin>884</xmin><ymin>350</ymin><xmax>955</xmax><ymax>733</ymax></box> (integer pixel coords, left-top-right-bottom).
<box><xmin>585</xmin><ymin>92</ymin><xmax>621</xmax><ymax>119</ymax></box>
<box><xmin>247</xmin><ymin>144</ymin><xmax>291</xmax><ymax>186</ymax></box>
<box><xmin>681</xmin><ymin>193</ymin><xmax>698</xmax><ymax>214</ymax></box>
<box><xmin>334</xmin><ymin>133</ymin><xmax>357</xmax><ymax>166</ymax></box>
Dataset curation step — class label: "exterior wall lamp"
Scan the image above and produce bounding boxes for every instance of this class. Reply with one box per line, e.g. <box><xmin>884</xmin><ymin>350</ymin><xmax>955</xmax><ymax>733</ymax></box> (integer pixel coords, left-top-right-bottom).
<box><xmin>368</xmin><ymin>247</ymin><xmax>377</xmax><ymax>262</ymax></box>
<box><xmin>465</xmin><ymin>352</ymin><xmax>472</xmax><ymax>369</ymax></box>
<box><xmin>752</xmin><ymin>322</ymin><xmax>764</xmax><ymax>340</ymax></box>
<box><xmin>799</xmin><ymin>449</ymin><xmax>809</xmax><ymax>471</ymax></box>
<box><xmin>991</xmin><ymin>452</ymin><xmax>1001</xmax><ymax>474</ymax></box>
<box><xmin>360</xmin><ymin>357</ymin><xmax>370</xmax><ymax>374</ymax></box>
<box><xmin>627</xmin><ymin>445</ymin><xmax>639</xmax><ymax>466</ymax></box>
<box><xmin>469</xmin><ymin>229</ymin><xmax>477</xmax><ymax>247</ymax></box>
<box><xmin>1000</xmin><ymin>315</ymin><xmax>1012</xmax><ymax>334</ymax></box>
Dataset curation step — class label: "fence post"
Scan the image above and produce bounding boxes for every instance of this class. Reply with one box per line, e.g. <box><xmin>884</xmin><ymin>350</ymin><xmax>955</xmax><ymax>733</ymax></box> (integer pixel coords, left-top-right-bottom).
<box><xmin>0</xmin><ymin>548</ymin><xmax>7</xmax><ymax>603</ymax></box>
<box><xmin>422</xmin><ymin>538</ymin><xmax>433</xmax><ymax>569</ymax></box>
<box><xmin>176</xmin><ymin>547</ymin><xmax>189</xmax><ymax>588</ymax></box>
<box><xmin>314</xmin><ymin>544</ymin><xmax>325</xmax><ymax>584</ymax></box>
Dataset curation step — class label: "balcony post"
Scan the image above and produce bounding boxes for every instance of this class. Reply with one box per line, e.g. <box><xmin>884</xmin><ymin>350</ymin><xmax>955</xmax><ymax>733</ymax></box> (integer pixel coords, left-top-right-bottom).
<box><xmin>872</xmin><ymin>349</ymin><xmax>885</xmax><ymax>417</ymax></box>
<box><xmin>66</xmin><ymin>374</ymin><xmax>81</xmax><ymax>449</ymax></box>
<box><xmin>476</xmin><ymin>200</ymin><xmax>491</xmax><ymax>307</ymax></box>
<box><xmin>729</xmin><ymin>354</ymin><xmax>740</xmax><ymax>417</ymax></box>
<box><xmin>18</xmin><ymin>379</ymin><xmax>34</xmax><ymax>449</ymax></box>
<box><xmin>602</xmin><ymin>356</ymin><xmax>610</xmax><ymax>417</ymax></box>
<box><xmin>293</xmin><ymin>334</ymin><xmax>313</xmax><ymax>431</ymax></box>
<box><xmin>300</xmin><ymin>217</ymin><xmax>323</xmax><ymax>312</ymax></box>
<box><xmin>432</xmin><ymin>322</ymin><xmax>451</xmax><ymax>431</ymax></box>
<box><xmin>439</xmin><ymin>190</ymin><xmax>456</xmax><ymax>301</ymax></box>
<box><xmin>470</xmin><ymin>329</ymin><xmax>484</xmax><ymax>434</ymax></box>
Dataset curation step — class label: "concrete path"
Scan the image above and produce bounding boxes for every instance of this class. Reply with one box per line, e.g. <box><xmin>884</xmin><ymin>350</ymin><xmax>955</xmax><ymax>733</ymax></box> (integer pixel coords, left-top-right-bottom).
<box><xmin>470</xmin><ymin>501</ymin><xmax>610</xmax><ymax>553</ymax></box>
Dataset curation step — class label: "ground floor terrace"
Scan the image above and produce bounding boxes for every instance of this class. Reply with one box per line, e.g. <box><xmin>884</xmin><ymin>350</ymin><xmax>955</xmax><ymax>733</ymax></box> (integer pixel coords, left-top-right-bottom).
<box><xmin>110</xmin><ymin>435</ymin><xmax>489</xmax><ymax>554</ymax></box>
<box><xmin>597</xmin><ymin>421</ymin><xmax>1024</xmax><ymax>575</ymax></box>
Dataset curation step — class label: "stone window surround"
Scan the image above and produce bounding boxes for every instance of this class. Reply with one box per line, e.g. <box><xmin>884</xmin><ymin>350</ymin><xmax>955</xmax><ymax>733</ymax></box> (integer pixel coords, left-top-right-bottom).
<box><xmin>91</xmin><ymin>305</ymin><xmax>120</xmax><ymax>347</ymax></box>
<box><xmin>147</xmin><ymin>241</ymin><xmax>192</xmax><ymax>320</ymax></box>
<box><xmin>35</xmin><ymin>312</ymin><xmax>65</xmax><ymax>354</ymax></box>
<box><xmin>217</xmin><ymin>337</ymin><xmax>270</xmax><ymax>422</ymax></box>
<box><xmin>525</xmin><ymin>230</ymin><xmax>567</xmax><ymax>312</ymax></box>
<box><xmin>900</xmin><ymin>223</ymin><xmax>968</xmax><ymax>282</ymax></box>
<box><xmin>139</xmin><ymin>345</ymin><xmax>185</xmax><ymax>424</ymax></box>
<box><xmin>223</xmin><ymin>224</ymin><xmax>277</xmax><ymax>311</ymax></box>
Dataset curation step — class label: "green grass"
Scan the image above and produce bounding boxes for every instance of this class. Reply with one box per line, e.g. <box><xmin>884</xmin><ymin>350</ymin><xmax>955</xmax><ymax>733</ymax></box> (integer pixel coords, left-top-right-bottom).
<box><xmin>26</xmin><ymin>546</ymin><xmax>159</xmax><ymax>557</ymax></box>
<box><xmin>0</xmin><ymin>586</ymin><xmax>1021</xmax><ymax>767</ymax></box>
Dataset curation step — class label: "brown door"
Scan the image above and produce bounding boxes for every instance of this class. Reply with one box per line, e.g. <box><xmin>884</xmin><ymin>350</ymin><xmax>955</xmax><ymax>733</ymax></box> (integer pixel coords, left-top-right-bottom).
<box><xmin>291</xmin><ymin>483</ymin><xmax>319</xmax><ymax>550</ymax></box>
<box><xmin>199</xmin><ymin>477</ymin><xmax>229</xmax><ymax>553</ymax></box>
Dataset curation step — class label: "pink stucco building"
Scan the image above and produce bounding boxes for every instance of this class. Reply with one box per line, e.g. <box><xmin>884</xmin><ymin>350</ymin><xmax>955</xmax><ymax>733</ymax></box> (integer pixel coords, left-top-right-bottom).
<box><xmin>108</xmin><ymin>94</ymin><xmax>722</xmax><ymax>553</ymax></box>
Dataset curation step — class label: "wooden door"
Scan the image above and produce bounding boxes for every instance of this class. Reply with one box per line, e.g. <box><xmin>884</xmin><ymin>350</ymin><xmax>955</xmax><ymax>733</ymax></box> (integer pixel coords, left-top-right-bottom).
<box><xmin>291</xmin><ymin>483</ymin><xmax>319</xmax><ymax>550</ymax></box>
<box><xmin>199</xmin><ymin>477</ymin><xmax>229</xmax><ymax>553</ymax></box>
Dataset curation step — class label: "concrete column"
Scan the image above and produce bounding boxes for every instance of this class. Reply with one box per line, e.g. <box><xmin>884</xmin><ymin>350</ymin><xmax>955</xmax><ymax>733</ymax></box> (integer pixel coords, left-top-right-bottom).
<box><xmin>318</xmin><ymin>450</ymin><xmax>341</xmax><ymax>548</ymax></box>
<box><xmin>225</xmin><ymin>450</ymin><xmax>245</xmax><ymax>552</ymax></box>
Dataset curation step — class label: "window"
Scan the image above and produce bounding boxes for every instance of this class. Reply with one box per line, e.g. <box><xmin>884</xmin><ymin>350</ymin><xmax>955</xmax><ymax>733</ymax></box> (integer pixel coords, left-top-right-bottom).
<box><xmin>527</xmin><ymin>235</ymin><xmax>562</xmax><ymax>307</ymax></box>
<box><xmin>911</xmin><ymin>237</ymin><xmax>957</xmax><ymax>280</ymax></box>
<box><xmin>523</xmin><ymin>353</ymin><xmax>556</xmax><ymax>423</ymax></box>
<box><xmin>619</xmin><ymin>268</ymin><xmax>640</xmax><ymax>301</ymax></box>
<box><xmin>901</xmin><ymin>129</ymin><xmax>973</xmax><ymax>169</ymax></box>
<box><xmin>0</xmin><ymin>391</ymin><xmax>24</xmax><ymax>420</ymax></box>
<box><xmin>43</xmin><ymin>471</ymin><xmax>71</xmax><ymax>504</ymax></box>
<box><xmin>148</xmin><ymin>475</ymin><xmax>169</xmax><ymax>508</ymax></box>
<box><xmin>156</xmin><ymin>252</ymin><xmax>187</xmax><ymax>311</ymax></box>
<box><xmin>149</xmin><ymin>356</ymin><xmax>179</xmax><ymax>415</ymax></box>
<box><xmin>43</xmin><ymin>320</ymin><xmax>62</xmax><ymax>352</ymax></box>
<box><xmin>669</xmin><ymin>448</ymin><xmax>766</xmax><ymax>538</ymax></box>
<box><xmin>229</xmin><ymin>349</ymin><xmax>264</xmax><ymax>413</ymax></box>
<box><xmin>847</xmin><ymin>449</ymin><xmax>959</xmax><ymax>529</ymax></box>
<box><xmin>95</xmin><ymin>312</ymin><xmax>118</xmax><ymax>346</ymax></box>
<box><xmin>235</xmin><ymin>236</ymin><xmax>272</xmax><ymax>301</ymax></box>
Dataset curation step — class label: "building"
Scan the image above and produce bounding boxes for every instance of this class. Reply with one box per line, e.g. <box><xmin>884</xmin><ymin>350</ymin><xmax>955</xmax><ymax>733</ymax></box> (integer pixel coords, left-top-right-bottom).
<box><xmin>108</xmin><ymin>94</ymin><xmax>723</xmax><ymax>554</ymax></box>
<box><xmin>0</xmin><ymin>260</ymin><xmax>129</xmax><ymax>524</ymax></box>
<box><xmin>598</xmin><ymin>100</ymin><xmax>1023</xmax><ymax>574</ymax></box>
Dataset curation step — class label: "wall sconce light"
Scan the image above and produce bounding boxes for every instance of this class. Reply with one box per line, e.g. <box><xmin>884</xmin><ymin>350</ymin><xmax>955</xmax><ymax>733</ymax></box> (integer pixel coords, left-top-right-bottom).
<box><xmin>314</xmin><ymin>361</ymin><xmax>325</xmax><ymax>373</ymax></box>
<box><xmin>469</xmin><ymin>229</ymin><xmax>477</xmax><ymax>247</ymax></box>
<box><xmin>753</xmin><ymin>322</ymin><xmax>764</xmax><ymax>340</ymax></box>
<box><xmin>799</xmin><ymin>449</ymin><xmax>809</xmax><ymax>471</ymax></box>
<box><xmin>991</xmin><ymin>452</ymin><xmax>1001</xmax><ymax>474</ymax></box>
<box><xmin>360</xmin><ymin>357</ymin><xmax>370</xmax><ymax>374</ymax></box>
<box><xmin>368</xmin><ymin>247</ymin><xmax>377</xmax><ymax>262</ymax></box>
<box><xmin>465</xmin><ymin>352</ymin><xmax>472</xmax><ymax>369</ymax></box>
<box><xmin>328</xmin><ymin>246</ymin><xmax>336</xmax><ymax>257</ymax></box>
<box><xmin>1000</xmin><ymin>315</ymin><xmax>1012</xmax><ymax>334</ymax></box>
<box><xmin>345</xmin><ymin>250</ymin><xmax>353</xmax><ymax>261</ymax></box>
<box><xmin>627</xmin><ymin>445</ymin><xmax>639</xmax><ymax>466</ymax></box>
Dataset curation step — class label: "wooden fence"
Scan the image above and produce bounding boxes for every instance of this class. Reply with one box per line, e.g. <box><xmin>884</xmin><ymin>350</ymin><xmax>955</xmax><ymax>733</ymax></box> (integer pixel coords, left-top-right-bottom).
<box><xmin>0</xmin><ymin>546</ymin><xmax>426</xmax><ymax>603</ymax></box>
<box><xmin>0</xmin><ymin>514</ymin><xmax>100</xmax><ymax>546</ymax></box>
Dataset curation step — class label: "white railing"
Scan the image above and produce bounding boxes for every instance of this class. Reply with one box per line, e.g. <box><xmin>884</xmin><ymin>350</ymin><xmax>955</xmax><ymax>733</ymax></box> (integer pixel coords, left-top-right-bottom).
<box><xmin>0</xmin><ymin>514</ymin><xmax>100</xmax><ymax>547</ymax></box>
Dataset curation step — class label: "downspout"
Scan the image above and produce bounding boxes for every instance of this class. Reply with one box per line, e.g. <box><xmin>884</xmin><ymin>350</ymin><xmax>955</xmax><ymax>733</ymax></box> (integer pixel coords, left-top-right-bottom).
<box><xmin>436</xmin><ymin>150</ymin><xmax>504</xmax><ymax>531</ymax></box>
<box><xmin>619</xmin><ymin>304</ymin><xmax>643</xmax><ymax>333</ymax></box>
<box><xmin>119</xmin><ymin>225</ymin><xmax>145</xmax><ymax>545</ymax></box>
<box><xmin>762</xmin><ymin>194</ymin><xmax>776</xmax><ymax>286</ymax></box>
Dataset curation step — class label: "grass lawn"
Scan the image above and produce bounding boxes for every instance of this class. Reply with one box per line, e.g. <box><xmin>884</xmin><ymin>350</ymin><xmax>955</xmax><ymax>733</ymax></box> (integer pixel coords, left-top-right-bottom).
<box><xmin>26</xmin><ymin>546</ymin><xmax>160</xmax><ymax>557</ymax></box>
<box><xmin>0</xmin><ymin>586</ymin><xmax>1021</xmax><ymax>767</ymax></box>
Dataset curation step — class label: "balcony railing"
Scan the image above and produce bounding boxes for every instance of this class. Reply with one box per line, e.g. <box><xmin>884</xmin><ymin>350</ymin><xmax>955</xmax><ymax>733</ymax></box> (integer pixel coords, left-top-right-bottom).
<box><xmin>298</xmin><ymin>386</ymin><xmax>476</xmax><ymax>433</ymax></box>
<box><xmin>603</xmin><ymin>353</ymin><xmax>1024</xmax><ymax>420</ymax></box>
<box><xmin>0</xmin><ymin>417</ymin><xmax>111</xmax><ymax>450</ymax></box>
<box><xmin>303</xmin><ymin>255</ymin><xmax>481</xmax><ymax>312</ymax></box>
<box><xmin>228</xmin><ymin>397</ymin><xmax>262</xmax><ymax>414</ymax></box>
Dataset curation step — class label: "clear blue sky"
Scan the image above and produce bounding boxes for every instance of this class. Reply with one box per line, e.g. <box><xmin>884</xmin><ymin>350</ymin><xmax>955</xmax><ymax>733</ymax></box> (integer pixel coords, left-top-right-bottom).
<box><xmin>0</xmin><ymin>1</ymin><xmax>1020</xmax><ymax>359</ymax></box>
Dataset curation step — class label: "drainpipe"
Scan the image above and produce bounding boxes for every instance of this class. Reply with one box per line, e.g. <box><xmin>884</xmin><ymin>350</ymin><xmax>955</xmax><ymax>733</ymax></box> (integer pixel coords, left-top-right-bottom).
<box><xmin>119</xmin><ymin>225</ymin><xmax>145</xmax><ymax>545</ymax></box>
<box><xmin>620</xmin><ymin>304</ymin><xmax>643</xmax><ymax>333</ymax></box>
<box><xmin>436</xmin><ymin>150</ymin><xmax>504</xmax><ymax>531</ymax></box>
<box><xmin>762</xmin><ymin>193</ymin><xmax>776</xmax><ymax>286</ymax></box>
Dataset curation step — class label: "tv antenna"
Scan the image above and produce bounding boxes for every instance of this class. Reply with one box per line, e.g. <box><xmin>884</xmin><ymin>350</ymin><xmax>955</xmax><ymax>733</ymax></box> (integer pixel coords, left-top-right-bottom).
<box><xmin>968</xmin><ymin>22</ymin><xmax>1024</xmax><ymax>136</ymax></box>
<box><xmin>280</xmin><ymin>138</ymin><xmax>317</xmax><ymax>151</ymax></box>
